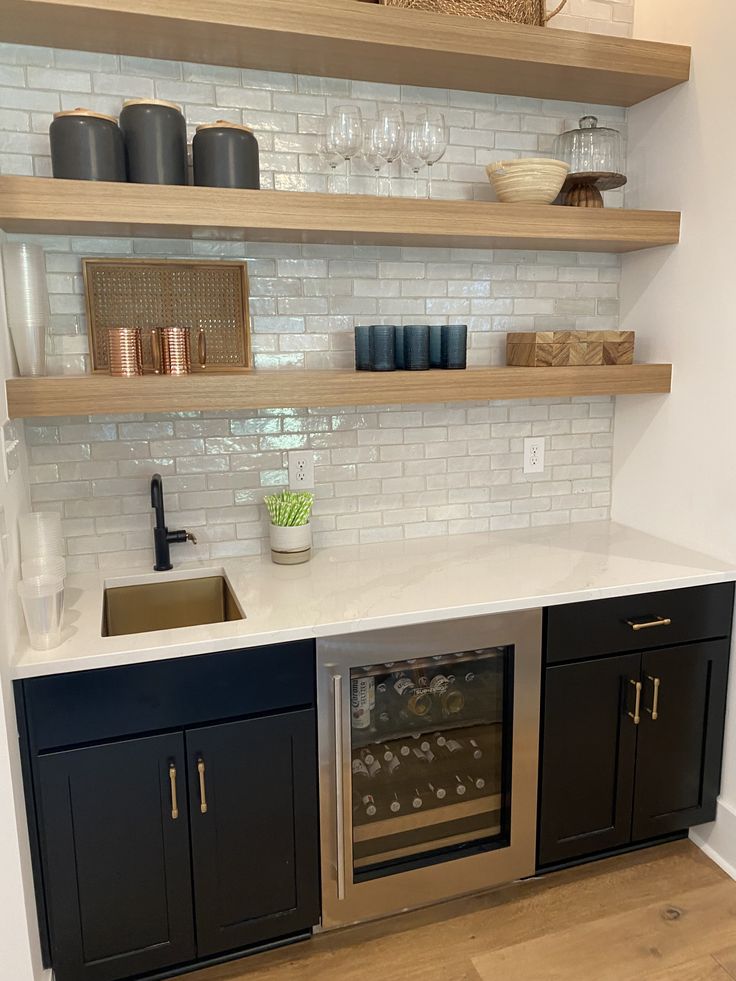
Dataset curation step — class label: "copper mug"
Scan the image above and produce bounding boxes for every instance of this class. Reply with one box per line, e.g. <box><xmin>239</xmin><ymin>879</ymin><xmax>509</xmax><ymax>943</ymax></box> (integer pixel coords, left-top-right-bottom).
<box><xmin>151</xmin><ymin>326</ymin><xmax>207</xmax><ymax>375</ymax></box>
<box><xmin>108</xmin><ymin>326</ymin><xmax>143</xmax><ymax>377</ymax></box>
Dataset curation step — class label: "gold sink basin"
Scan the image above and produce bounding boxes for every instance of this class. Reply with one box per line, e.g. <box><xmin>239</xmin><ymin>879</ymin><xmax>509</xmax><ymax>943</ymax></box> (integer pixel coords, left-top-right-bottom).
<box><xmin>102</xmin><ymin>575</ymin><xmax>244</xmax><ymax>637</ymax></box>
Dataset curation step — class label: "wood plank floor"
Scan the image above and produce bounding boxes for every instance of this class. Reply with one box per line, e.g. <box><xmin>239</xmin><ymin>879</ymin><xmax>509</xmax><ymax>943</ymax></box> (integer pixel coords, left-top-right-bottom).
<box><xmin>180</xmin><ymin>842</ymin><xmax>736</xmax><ymax>981</ymax></box>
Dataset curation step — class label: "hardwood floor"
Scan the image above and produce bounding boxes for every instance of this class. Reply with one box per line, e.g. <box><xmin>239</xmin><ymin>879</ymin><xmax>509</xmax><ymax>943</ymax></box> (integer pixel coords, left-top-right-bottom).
<box><xmin>180</xmin><ymin>842</ymin><xmax>736</xmax><ymax>981</ymax></box>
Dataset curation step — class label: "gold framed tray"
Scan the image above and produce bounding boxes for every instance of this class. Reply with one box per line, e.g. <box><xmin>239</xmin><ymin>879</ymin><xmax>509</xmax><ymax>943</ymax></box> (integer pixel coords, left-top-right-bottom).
<box><xmin>83</xmin><ymin>258</ymin><xmax>253</xmax><ymax>374</ymax></box>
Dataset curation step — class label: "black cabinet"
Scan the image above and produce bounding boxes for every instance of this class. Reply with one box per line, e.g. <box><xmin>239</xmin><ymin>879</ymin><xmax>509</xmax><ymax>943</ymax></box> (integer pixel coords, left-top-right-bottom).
<box><xmin>539</xmin><ymin>584</ymin><xmax>734</xmax><ymax>869</ymax></box>
<box><xmin>188</xmin><ymin>711</ymin><xmax>319</xmax><ymax>957</ymax></box>
<box><xmin>17</xmin><ymin>642</ymin><xmax>320</xmax><ymax>981</ymax></box>
<box><xmin>36</xmin><ymin>734</ymin><xmax>195</xmax><ymax>981</ymax></box>
<box><xmin>632</xmin><ymin>641</ymin><xmax>730</xmax><ymax>840</ymax></box>
<box><xmin>538</xmin><ymin>653</ymin><xmax>639</xmax><ymax>864</ymax></box>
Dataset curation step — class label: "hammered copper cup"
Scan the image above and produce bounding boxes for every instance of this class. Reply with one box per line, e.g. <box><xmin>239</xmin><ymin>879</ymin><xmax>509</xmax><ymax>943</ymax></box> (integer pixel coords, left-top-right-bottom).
<box><xmin>152</xmin><ymin>326</ymin><xmax>207</xmax><ymax>375</ymax></box>
<box><xmin>108</xmin><ymin>327</ymin><xmax>143</xmax><ymax>377</ymax></box>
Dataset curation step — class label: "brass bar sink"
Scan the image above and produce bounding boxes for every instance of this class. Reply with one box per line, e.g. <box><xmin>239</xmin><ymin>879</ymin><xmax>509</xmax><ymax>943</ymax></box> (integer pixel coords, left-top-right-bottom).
<box><xmin>102</xmin><ymin>575</ymin><xmax>244</xmax><ymax>637</ymax></box>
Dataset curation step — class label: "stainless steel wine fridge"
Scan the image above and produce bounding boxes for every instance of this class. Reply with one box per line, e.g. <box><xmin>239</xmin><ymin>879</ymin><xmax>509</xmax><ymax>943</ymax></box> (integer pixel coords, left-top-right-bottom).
<box><xmin>317</xmin><ymin>609</ymin><xmax>542</xmax><ymax>928</ymax></box>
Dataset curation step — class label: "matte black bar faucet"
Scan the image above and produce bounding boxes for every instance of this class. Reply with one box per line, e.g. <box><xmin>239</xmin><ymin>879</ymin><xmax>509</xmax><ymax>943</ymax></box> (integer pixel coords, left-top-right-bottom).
<box><xmin>150</xmin><ymin>473</ymin><xmax>197</xmax><ymax>571</ymax></box>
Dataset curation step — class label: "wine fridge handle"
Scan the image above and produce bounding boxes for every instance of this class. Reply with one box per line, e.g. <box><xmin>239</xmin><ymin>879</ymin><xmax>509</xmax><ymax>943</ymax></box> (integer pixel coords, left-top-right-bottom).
<box><xmin>333</xmin><ymin>673</ymin><xmax>346</xmax><ymax>902</ymax></box>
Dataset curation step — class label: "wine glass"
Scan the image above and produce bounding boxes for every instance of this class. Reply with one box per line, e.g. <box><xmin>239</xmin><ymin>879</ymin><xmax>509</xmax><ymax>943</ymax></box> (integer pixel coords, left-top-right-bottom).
<box><xmin>328</xmin><ymin>105</ymin><xmax>363</xmax><ymax>193</ymax></box>
<box><xmin>415</xmin><ymin>108</ymin><xmax>448</xmax><ymax>199</ymax></box>
<box><xmin>318</xmin><ymin>120</ymin><xmax>344</xmax><ymax>194</ymax></box>
<box><xmin>375</xmin><ymin>107</ymin><xmax>405</xmax><ymax>197</ymax></box>
<box><xmin>362</xmin><ymin>121</ymin><xmax>389</xmax><ymax>197</ymax></box>
<box><xmin>401</xmin><ymin>124</ymin><xmax>426</xmax><ymax>199</ymax></box>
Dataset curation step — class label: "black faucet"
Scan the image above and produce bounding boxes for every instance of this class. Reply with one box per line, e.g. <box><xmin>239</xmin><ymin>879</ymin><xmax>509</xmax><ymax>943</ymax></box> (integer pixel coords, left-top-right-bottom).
<box><xmin>151</xmin><ymin>473</ymin><xmax>197</xmax><ymax>572</ymax></box>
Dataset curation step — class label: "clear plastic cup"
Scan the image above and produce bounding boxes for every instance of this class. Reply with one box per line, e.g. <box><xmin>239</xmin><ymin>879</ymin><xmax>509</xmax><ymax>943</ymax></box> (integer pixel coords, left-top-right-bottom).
<box><xmin>18</xmin><ymin>575</ymin><xmax>65</xmax><ymax>651</ymax></box>
<box><xmin>1</xmin><ymin>243</ymin><xmax>50</xmax><ymax>376</ymax></box>
<box><xmin>19</xmin><ymin>512</ymin><xmax>63</xmax><ymax>561</ymax></box>
<box><xmin>22</xmin><ymin>556</ymin><xmax>66</xmax><ymax>581</ymax></box>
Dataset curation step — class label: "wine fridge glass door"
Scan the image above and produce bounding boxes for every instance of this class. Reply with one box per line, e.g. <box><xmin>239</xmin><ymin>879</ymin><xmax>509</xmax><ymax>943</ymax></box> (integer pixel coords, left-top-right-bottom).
<box><xmin>350</xmin><ymin>648</ymin><xmax>509</xmax><ymax>876</ymax></box>
<box><xmin>318</xmin><ymin>609</ymin><xmax>542</xmax><ymax>929</ymax></box>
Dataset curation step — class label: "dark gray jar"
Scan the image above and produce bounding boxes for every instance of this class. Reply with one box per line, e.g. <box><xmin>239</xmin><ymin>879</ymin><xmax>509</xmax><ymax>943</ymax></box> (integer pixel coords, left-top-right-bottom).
<box><xmin>192</xmin><ymin>120</ymin><xmax>260</xmax><ymax>189</ymax></box>
<box><xmin>49</xmin><ymin>108</ymin><xmax>126</xmax><ymax>182</ymax></box>
<box><xmin>119</xmin><ymin>98</ymin><xmax>188</xmax><ymax>185</ymax></box>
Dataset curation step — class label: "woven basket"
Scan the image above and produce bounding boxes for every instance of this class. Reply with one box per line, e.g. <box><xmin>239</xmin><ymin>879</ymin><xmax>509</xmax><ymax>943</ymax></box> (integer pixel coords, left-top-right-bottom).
<box><xmin>380</xmin><ymin>0</ymin><xmax>567</xmax><ymax>25</ymax></box>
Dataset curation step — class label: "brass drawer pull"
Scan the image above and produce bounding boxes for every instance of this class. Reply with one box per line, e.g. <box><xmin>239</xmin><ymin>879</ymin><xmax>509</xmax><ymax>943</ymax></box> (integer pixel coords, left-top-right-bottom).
<box><xmin>626</xmin><ymin>616</ymin><xmax>672</xmax><ymax>631</ymax></box>
<box><xmin>169</xmin><ymin>763</ymin><xmax>179</xmax><ymax>820</ymax></box>
<box><xmin>628</xmin><ymin>680</ymin><xmax>642</xmax><ymax>725</ymax></box>
<box><xmin>197</xmin><ymin>758</ymin><xmax>208</xmax><ymax>814</ymax></box>
<box><xmin>647</xmin><ymin>675</ymin><xmax>661</xmax><ymax>721</ymax></box>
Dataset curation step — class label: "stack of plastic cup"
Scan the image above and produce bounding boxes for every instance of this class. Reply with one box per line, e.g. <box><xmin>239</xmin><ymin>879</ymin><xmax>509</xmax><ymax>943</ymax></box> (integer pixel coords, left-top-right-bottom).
<box><xmin>18</xmin><ymin>512</ymin><xmax>66</xmax><ymax>651</ymax></box>
<box><xmin>1</xmin><ymin>243</ymin><xmax>50</xmax><ymax>377</ymax></box>
<box><xmin>18</xmin><ymin>576</ymin><xmax>65</xmax><ymax>650</ymax></box>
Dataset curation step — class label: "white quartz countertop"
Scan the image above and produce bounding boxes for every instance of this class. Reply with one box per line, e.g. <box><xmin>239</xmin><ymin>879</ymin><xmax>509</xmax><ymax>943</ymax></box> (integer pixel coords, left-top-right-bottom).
<box><xmin>12</xmin><ymin>521</ymin><xmax>736</xmax><ymax>679</ymax></box>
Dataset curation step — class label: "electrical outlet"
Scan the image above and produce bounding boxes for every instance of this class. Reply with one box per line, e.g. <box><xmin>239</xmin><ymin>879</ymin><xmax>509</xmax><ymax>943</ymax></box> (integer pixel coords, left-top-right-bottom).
<box><xmin>523</xmin><ymin>436</ymin><xmax>545</xmax><ymax>474</ymax></box>
<box><xmin>288</xmin><ymin>450</ymin><xmax>315</xmax><ymax>490</ymax></box>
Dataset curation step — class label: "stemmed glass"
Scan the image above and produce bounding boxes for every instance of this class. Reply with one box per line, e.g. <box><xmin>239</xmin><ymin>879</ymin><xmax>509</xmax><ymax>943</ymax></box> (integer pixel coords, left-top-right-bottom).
<box><xmin>401</xmin><ymin>124</ymin><xmax>426</xmax><ymax>199</ymax></box>
<box><xmin>415</xmin><ymin>108</ymin><xmax>448</xmax><ymax>199</ymax></box>
<box><xmin>362</xmin><ymin>120</ymin><xmax>389</xmax><ymax>197</ymax></box>
<box><xmin>375</xmin><ymin>107</ymin><xmax>405</xmax><ymax>197</ymax></box>
<box><xmin>318</xmin><ymin>120</ymin><xmax>344</xmax><ymax>194</ymax></box>
<box><xmin>328</xmin><ymin>105</ymin><xmax>363</xmax><ymax>193</ymax></box>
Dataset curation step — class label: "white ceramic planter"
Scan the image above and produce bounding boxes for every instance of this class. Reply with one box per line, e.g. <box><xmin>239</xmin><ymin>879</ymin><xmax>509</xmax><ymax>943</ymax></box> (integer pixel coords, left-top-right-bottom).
<box><xmin>269</xmin><ymin>522</ymin><xmax>312</xmax><ymax>565</ymax></box>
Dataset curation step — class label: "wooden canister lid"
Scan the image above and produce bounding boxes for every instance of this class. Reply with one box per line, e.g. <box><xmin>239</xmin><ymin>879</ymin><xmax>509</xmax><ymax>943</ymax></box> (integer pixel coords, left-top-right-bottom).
<box><xmin>53</xmin><ymin>107</ymin><xmax>117</xmax><ymax>123</ymax></box>
<box><xmin>195</xmin><ymin>120</ymin><xmax>254</xmax><ymax>133</ymax></box>
<box><xmin>122</xmin><ymin>98</ymin><xmax>183</xmax><ymax>112</ymax></box>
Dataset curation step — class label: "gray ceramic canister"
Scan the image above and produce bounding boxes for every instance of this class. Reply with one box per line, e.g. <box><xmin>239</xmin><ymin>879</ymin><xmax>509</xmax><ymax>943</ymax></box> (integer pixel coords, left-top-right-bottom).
<box><xmin>119</xmin><ymin>98</ymin><xmax>188</xmax><ymax>185</ymax></box>
<box><xmin>193</xmin><ymin>120</ymin><xmax>260</xmax><ymax>189</ymax></box>
<box><xmin>50</xmin><ymin>108</ymin><xmax>126</xmax><ymax>182</ymax></box>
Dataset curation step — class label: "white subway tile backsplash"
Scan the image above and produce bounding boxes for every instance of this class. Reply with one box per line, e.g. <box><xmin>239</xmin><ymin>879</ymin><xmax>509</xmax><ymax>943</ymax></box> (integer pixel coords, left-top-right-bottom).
<box><xmin>0</xmin><ymin>29</ymin><xmax>627</xmax><ymax>567</ymax></box>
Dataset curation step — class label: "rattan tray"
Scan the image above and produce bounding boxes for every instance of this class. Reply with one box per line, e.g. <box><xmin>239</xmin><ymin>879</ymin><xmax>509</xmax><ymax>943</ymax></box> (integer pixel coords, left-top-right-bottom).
<box><xmin>83</xmin><ymin>258</ymin><xmax>252</xmax><ymax>374</ymax></box>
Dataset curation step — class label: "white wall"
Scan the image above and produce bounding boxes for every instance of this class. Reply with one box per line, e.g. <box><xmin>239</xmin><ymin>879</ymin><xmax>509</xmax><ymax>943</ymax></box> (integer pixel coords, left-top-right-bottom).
<box><xmin>614</xmin><ymin>0</ymin><xmax>736</xmax><ymax>873</ymax></box>
<box><xmin>0</xmin><ymin>247</ymin><xmax>46</xmax><ymax>979</ymax></box>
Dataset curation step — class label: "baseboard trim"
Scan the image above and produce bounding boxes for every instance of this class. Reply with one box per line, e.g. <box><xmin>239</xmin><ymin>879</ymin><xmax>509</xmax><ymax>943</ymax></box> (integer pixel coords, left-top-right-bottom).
<box><xmin>690</xmin><ymin>798</ymin><xmax>736</xmax><ymax>881</ymax></box>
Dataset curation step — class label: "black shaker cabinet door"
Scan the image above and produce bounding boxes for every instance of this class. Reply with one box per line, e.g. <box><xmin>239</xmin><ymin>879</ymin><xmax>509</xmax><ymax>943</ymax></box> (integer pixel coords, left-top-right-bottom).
<box><xmin>36</xmin><ymin>733</ymin><xmax>195</xmax><ymax>981</ymax></box>
<box><xmin>538</xmin><ymin>653</ymin><xmax>640</xmax><ymax>867</ymax></box>
<box><xmin>632</xmin><ymin>640</ymin><xmax>730</xmax><ymax>841</ymax></box>
<box><xmin>187</xmin><ymin>709</ymin><xmax>320</xmax><ymax>957</ymax></box>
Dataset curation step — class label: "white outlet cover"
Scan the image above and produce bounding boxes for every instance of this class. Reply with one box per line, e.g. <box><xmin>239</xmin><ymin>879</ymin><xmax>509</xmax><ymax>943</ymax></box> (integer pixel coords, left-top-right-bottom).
<box><xmin>288</xmin><ymin>450</ymin><xmax>315</xmax><ymax>490</ymax></box>
<box><xmin>523</xmin><ymin>436</ymin><xmax>545</xmax><ymax>475</ymax></box>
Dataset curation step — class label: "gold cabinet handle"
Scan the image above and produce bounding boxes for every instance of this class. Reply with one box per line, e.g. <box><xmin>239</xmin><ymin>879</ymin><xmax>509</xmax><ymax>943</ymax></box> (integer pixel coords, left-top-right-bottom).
<box><xmin>628</xmin><ymin>680</ymin><xmax>642</xmax><ymax>725</ymax></box>
<box><xmin>626</xmin><ymin>616</ymin><xmax>672</xmax><ymax>631</ymax></box>
<box><xmin>647</xmin><ymin>675</ymin><xmax>661</xmax><ymax>721</ymax></box>
<box><xmin>197</xmin><ymin>758</ymin><xmax>208</xmax><ymax>814</ymax></box>
<box><xmin>169</xmin><ymin>763</ymin><xmax>179</xmax><ymax>820</ymax></box>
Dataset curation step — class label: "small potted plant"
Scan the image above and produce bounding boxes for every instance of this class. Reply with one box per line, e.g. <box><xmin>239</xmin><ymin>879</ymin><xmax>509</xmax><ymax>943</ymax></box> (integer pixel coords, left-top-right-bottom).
<box><xmin>264</xmin><ymin>489</ymin><xmax>315</xmax><ymax>565</ymax></box>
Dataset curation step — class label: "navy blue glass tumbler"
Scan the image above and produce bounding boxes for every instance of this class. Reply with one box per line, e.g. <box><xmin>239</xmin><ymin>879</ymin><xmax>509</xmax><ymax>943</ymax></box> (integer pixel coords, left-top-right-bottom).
<box><xmin>354</xmin><ymin>325</ymin><xmax>372</xmax><ymax>371</ymax></box>
<box><xmin>404</xmin><ymin>325</ymin><xmax>430</xmax><ymax>370</ymax></box>
<box><xmin>370</xmin><ymin>325</ymin><xmax>396</xmax><ymax>371</ymax></box>
<box><xmin>429</xmin><ymin>325</ymin><xmax>443</xmax><ymax>369</ymax></box>
<box><xmin>442</xmin><ymin>324</ymin><xmax>468</xmax><ymax>369</ymax></box>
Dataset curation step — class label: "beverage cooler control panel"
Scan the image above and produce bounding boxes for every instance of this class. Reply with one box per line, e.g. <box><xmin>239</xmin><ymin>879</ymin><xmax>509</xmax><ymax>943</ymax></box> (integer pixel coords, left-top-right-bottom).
<box><xmin>317</xmin><ymin>611</ymin><xmax>542</xmax><ymax>929</ymax></box>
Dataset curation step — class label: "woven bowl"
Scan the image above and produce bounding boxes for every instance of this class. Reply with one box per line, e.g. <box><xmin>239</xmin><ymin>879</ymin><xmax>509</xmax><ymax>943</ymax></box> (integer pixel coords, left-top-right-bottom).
<box><xmin>486</xmin><ymin>157</ymin><xmax>570</xmax><ymax>204</ymax></box>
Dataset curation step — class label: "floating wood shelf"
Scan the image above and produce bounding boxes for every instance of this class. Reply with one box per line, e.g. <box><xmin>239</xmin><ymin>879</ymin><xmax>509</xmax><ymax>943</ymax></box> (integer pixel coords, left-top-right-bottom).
<box><xmin>0</xmin><ymin>0</ymin><xmax>690</xmax><ymax>106</ymax></box>
<box><xmin>0</xmin><ymin>178</ymin><xmax>681</xmax><ymax>253</ymax></box>
<box><xmin>6</xmin><ymin>366</ymin><xmax>673</xmax><ymax>418</ymax></box>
